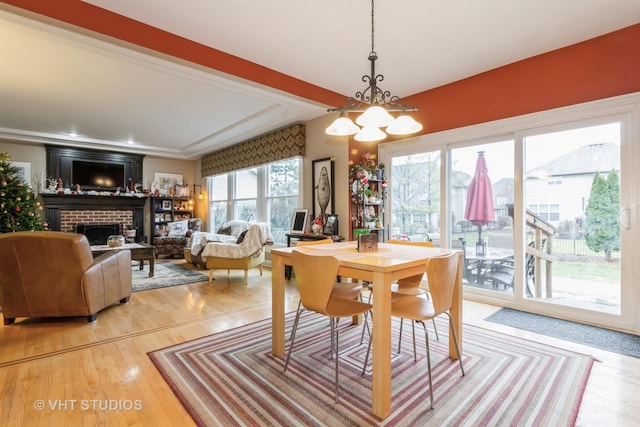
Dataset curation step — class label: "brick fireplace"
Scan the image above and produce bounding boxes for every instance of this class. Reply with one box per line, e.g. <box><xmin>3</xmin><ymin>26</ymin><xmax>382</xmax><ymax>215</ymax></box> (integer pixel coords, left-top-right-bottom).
<box><xmin>40</xmin><ymin>145</ymin><xmax>147</xmax><ymax>239</ymax></box>
<box><xmin>61</xmin><ymin>210</ymin><xmax>133</xmax><ymax>233</ymax></box>
<box><xmin>40</xmin><ymin>194</ymin><xmax>147</xmax><ymax>236</ymax></box>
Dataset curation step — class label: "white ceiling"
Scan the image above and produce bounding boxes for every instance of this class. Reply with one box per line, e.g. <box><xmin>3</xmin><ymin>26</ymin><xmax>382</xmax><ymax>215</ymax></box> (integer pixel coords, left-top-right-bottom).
<box><xmin>1</xmin><ymin>1</ymin><xmax>639</xmax><ymax>159</ymax></box>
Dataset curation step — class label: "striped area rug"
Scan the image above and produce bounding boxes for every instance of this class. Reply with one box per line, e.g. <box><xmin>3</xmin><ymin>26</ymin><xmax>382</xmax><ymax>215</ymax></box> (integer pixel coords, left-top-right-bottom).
<box><xmin>148</xmin><ymin>312</ymin><xmax>593</xmax><ymax>426</ymax></box>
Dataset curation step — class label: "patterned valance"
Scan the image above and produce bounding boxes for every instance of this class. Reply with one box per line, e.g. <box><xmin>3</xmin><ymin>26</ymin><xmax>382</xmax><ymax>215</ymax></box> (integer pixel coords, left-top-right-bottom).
<box><xmin>201</xmin><ymin>124</ymin><xmax>305</xmax><ymax>176</ymax></box>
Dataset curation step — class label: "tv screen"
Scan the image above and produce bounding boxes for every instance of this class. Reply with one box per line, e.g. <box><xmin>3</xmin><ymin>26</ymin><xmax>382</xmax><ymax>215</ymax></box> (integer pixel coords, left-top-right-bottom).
<box><xmin>72</xmin><ymin>160</ymin><xmax>125</xmax><ymax>190</ymax></box>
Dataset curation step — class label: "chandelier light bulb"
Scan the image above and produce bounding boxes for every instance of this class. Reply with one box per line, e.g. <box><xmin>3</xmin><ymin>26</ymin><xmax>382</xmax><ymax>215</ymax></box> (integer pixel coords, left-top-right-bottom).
<box><xmin>354</xmin><ymin>126</ymin><xmax>386</xmax><ymax>142</ymax></box>
<box><xmin>386</xmin><ymin>114</ymin><xmax>424</xmax><ymax>135</ymax></box>
<box><xmin>355</xmin><ymin>105</ymin><xmax>394</xmax><ymax>128</ymax></box>
<box><xmin>326</xmin><ymin>115</ymin><xmax>360</xmax><ymax>136</ymax></box>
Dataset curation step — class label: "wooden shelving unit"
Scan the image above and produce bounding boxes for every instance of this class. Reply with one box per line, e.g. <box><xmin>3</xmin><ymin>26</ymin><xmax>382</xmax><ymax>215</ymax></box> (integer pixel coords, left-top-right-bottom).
<box><xmin>149</xmin><ymin>196</ymin><xmax>191</xmax><ymax>245</ymax></box>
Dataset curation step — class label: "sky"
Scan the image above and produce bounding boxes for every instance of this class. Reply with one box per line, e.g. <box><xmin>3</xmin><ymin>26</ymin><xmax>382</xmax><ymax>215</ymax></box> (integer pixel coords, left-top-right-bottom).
<box><xmin>452</xmin><ymin>122</ymin><xmax>621</xmax><ymax>181</ymax></box>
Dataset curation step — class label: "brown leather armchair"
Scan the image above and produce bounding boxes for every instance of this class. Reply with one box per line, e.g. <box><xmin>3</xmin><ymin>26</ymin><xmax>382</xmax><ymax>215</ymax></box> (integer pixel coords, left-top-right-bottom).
<box><xmin>0</xmin><ymin>231</ymin><xmax>132</xmax><ymax>324</ymax></box>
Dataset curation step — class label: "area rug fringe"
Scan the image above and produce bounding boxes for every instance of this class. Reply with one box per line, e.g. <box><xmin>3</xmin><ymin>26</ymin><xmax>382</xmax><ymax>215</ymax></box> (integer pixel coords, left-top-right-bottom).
<box><xmin>149</xmin><ymin>312</ymin><xmax>593</xmax><ymax>426</ymax></box>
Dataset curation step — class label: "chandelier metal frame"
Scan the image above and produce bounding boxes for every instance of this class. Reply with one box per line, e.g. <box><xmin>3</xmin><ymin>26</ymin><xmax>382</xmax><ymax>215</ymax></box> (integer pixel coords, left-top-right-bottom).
<box><xmin>327</xmin><ymin>0</ymin><xmax>419</xmax><ymax>115</ymax></box>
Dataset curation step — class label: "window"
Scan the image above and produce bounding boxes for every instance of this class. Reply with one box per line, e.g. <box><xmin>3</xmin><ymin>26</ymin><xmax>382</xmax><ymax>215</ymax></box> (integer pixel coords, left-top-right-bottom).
<box><xmin>207</xmin><ymin>157</ymin><xmax>301</xmax><ymax>244</ymax></box>
<box><xmin>529</xmin><ymin>204</ymin><xmax>560</xmax><ymax>221</ymax></box>
<box><xmin>380</xmin><ymin>96</ymin><xmax>634</xmax><ymax>328</ymax></box>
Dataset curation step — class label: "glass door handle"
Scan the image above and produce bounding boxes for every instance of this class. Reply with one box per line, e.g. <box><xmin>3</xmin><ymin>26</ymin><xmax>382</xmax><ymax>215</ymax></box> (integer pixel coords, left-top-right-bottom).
<box><xmin>618</xmin><ymin>208</ymin><xmax>630</xmax><ymax>229</ymax></box>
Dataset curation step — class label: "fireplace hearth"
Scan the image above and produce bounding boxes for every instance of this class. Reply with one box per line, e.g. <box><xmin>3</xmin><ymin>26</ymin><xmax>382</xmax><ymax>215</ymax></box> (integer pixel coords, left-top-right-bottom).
<box><xmin>74</xmin><ymin>223</ymin><xmax>121</xmax><ymax>245</ymax></box>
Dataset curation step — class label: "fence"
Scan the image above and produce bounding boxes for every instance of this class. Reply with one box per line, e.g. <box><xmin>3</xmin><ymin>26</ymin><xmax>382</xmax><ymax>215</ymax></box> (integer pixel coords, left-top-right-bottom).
<box><xmin>552</xmin><ymin>238</ymin><xmax>620</xmax><ymax>260</ymax></box>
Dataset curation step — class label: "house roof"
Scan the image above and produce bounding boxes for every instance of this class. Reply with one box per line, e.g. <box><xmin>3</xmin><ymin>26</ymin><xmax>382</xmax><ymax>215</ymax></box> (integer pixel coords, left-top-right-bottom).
<box><xmin>528</xmin><ymin>143</ymin><xmax>620</xmax><ymax>177</ymax></box>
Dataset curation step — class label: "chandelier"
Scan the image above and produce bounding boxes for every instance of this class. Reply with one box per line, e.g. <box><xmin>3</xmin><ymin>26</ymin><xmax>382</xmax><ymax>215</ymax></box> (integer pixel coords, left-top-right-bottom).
<box><xmin>325</xmin><ymin>0</ymin><xmax>423</xmax><ymax>142</ymax></box>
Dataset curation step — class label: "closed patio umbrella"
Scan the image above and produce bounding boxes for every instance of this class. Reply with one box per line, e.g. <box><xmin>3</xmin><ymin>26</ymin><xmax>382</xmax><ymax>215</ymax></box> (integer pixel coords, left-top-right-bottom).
<box><xmin>464</xmin><ymin>151</ymin><xmax>495</xmax><ymax>247</ymax></box>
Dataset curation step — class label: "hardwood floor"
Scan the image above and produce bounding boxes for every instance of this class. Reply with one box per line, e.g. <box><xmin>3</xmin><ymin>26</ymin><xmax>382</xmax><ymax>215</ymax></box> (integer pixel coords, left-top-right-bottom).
<box><xmin>1</xmin><ymin>260</ymin><xmax>638</xmax><ymax>426</ymax></box>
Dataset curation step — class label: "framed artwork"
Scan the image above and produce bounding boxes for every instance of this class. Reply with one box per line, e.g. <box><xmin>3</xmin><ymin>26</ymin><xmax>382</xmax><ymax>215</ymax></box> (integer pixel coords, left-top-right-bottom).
<box><xmin>323</xmin><ymin>214</ymin><xmax>338</xmax><ymax>235</ymax></box>
<box><xmin>175</xmin><ymin>184</ymin><xmax>189</xmax><ymax>198</ymax></box>
<box><xmin>289</xmin><ymin>208</ymin><xmax>309</xmax><ymax>235</ymax></box>
<box><xmin>162</xmin><ymin>200</ymin><xmax>172</xmax><ymax>210</ymax></box>
<box><xmin>11</xmin><ymin>161</ymin><xmax>31</xmax><ymax>185</ymax></box>
<box><xmin>312</xmin><ymin>157</ymin><xmax>335</xmax><ymax>221</ymax></box>
<box><xmin>154</xmin><ymin>172</ymin><xmax>183</xmax><ymax>194</ymax></box>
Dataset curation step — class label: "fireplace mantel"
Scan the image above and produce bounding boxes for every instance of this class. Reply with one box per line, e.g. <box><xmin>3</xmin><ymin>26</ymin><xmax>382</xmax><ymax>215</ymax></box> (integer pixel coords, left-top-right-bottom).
<box><xmin>40</xmin><ymin>194</ymin><xmax>148</xmax><ymax>232</ymax></box>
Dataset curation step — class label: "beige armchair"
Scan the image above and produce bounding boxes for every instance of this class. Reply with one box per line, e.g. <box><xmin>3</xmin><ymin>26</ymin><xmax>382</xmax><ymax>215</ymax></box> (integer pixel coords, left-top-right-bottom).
<box><xmin>191</xmin><ymin>223</ymin><xmax>273</xmax><ymax>285</ymax></box>
<box><xmin>0</xmin><ymin>231</ymin><xmax>132</xmax><ymax>324</ymax></box>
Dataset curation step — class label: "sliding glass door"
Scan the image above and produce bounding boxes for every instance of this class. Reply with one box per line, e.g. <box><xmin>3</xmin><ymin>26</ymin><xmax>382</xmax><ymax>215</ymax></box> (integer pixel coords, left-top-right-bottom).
<box><xmin>522</xmin><ymin>121</ymin><xmax>622</xmax><ymax>314</ymax></box>
<box><xmin>380</xmin><ymin>94</ymin><xmax>639</xmax><ymax>332</ymax></box>
<box><xmin>449</xmin><ymin>141</ymin><xmax>514</xmax><ymax>294</ymax></box>
<box><xmin>388</xmin><ymin>152</ymin><xmax>441</xmax><ymax>244</ymax></box>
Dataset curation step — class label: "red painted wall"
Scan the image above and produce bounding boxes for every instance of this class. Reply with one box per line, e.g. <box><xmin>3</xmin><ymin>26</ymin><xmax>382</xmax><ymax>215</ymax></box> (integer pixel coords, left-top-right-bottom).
<box><xmin>349</xmin><ymin>23</ymin><xmax>640</xmax><ymax>166</ymax></box>
<box><xmin>404</xmin><ymin>23</ymin><xmax>640</xmax><ymax>136</ymax></box>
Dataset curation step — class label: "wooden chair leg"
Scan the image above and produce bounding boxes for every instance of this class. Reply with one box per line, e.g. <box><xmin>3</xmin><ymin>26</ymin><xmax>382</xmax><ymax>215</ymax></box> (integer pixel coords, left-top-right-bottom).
<box><xmin>208</xmin><ymin>269</ymin><xmax>214</xmax><ymax>282</ymax></box>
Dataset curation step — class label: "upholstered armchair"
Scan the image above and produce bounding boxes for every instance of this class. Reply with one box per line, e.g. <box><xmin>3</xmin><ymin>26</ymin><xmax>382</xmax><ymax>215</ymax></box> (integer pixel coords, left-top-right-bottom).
<box><xmin>154</xmin><ymin>218</ymin><xmax>202</xmax><ymax>258</ymax></box>
<box><xmin>0</xmin><ymin>231</ymin><xmax>132</xmax><ymax>324</ymax></box>
<box><xmin>185</xmin><ymin>222</ymin><xmax>273</xmax><ymax>285</ymax></box>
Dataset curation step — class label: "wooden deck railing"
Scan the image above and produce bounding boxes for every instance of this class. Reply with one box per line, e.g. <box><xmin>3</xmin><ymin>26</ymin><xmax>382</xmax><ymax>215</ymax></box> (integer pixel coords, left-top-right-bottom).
<box><xmin>524</xmin><ymin>209</ymin><xmax>556</xmax><ymax>298</ymax></box>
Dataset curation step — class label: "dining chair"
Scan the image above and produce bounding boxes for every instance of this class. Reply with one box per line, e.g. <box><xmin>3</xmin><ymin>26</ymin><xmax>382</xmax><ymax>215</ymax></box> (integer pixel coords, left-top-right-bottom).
<box><xmin>284</xmin><ymin>250</ymin><xmax>373</xmax><ymax>403</ymax></box>
<box><xmin>293</xmin><ymin>238</ymin><xmax>362</xmax><ymax>300</ymax></box>
<box><xmin>362</xmin><ymin>251</ymin><xmax>464</xmax><ymax>410</ymax></box>
<box><xmin>385</xmin><ymin>239</ymin><xmax>440</xmax><ymax>349</ymax></box>
<box><xmin>360</xmin><ymin>239</ymin><xmax>439</xmax><ymax>345</ymax></box>
<box><xmin>294</xmin><ymin>238</ymin><xmax>367</xmax><ymax>355</ymax></box>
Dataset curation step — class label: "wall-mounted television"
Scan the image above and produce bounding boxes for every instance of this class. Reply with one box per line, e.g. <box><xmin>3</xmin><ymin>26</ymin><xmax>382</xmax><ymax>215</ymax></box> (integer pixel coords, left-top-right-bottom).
<box><xmin>72</xmin><ymin>160</ymin><xmax>125</xmax><ymax>190</ymax></box>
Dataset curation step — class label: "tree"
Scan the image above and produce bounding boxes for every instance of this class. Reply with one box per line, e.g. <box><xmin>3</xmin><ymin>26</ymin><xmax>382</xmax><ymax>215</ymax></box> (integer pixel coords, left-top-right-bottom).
<box><xmin>390</xmin><ymin>153</ymin><xmax>440</xmax><ymax>235</ymax></box>
<box><xmin>584</xmin><ymin>170</ymin><xmax>620</xmax><ymax>261</ymax></box>
<box><xmin>0</xmin><ymin>152</ymin><xmax>48</xmax><ymax>232</ymax></box>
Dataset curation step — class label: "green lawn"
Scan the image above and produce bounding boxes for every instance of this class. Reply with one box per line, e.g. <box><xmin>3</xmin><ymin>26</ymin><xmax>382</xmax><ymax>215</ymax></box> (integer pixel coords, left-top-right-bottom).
<box><xmin>551</xmin><ymin>260</ymin><xmax>620</xmax><ymax>282</ymax></box>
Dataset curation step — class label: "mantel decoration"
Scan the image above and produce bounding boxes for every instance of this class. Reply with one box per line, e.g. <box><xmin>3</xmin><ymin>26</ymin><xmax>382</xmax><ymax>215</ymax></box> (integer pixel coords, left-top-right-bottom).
<box><xmin>325</xmin><ymin>0</ymin><xmax>423</xmax><ymax>142</ymax></box>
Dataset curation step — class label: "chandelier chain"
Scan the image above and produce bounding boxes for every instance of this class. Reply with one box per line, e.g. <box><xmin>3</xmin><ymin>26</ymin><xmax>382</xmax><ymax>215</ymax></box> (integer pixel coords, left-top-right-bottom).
<box><xmin>370</xmin><ymin>0</ymin><xmax>375</xmax><ymax>54</ymax></box>
<box><xmin>326</xmin><ymin>0</ymin><xmax>419</xmax><ymax>115</ymax></box>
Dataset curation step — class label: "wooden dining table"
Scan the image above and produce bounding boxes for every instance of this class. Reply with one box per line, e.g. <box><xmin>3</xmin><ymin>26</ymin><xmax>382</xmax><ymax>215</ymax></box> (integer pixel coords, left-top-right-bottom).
<box><xmin>271</xmin><ymin>241</ymin><xmax>464</xmax><ymax>419</ymax></box>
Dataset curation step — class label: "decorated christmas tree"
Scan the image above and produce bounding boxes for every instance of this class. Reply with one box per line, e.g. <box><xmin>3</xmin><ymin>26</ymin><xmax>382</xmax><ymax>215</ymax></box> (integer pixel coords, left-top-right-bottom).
<box><xmin>0</xmin><ymin>151</ymin><xmax>48</xmax><ymax>232</ymax></box>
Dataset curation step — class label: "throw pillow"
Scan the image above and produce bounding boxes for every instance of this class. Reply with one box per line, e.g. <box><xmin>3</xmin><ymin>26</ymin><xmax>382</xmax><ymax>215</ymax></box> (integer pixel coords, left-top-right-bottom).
<box><xmin>236</xmin><ymin>230</ymin><xmax>248</xmax><ymax>244</ymax></box>
<box><xmin>217</xmin><ymin>225</ymin><xmax>232</xmax><ymax>235</ymax></box>
<box><xmin>167</xmin><ymin>219</ymin><xmax>189</xmax><ymax>237</ymax></box>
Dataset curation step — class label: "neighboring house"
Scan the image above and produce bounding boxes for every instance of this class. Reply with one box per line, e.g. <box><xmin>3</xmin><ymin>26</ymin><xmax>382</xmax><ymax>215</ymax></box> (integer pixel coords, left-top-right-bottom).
<box><xmin>525</xmin><ymin>143</ymin><xmax>619</xmax><ymax>226</ymax></box>
<box><xmin>492</xmin><ymin>177</ymin><xmax>515</xmax><ymax>221</ymax></box>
